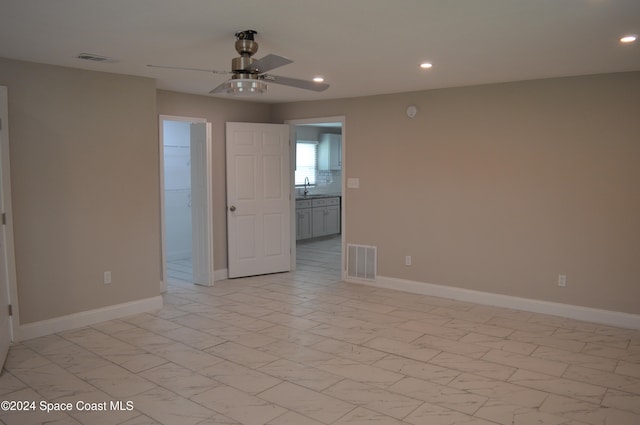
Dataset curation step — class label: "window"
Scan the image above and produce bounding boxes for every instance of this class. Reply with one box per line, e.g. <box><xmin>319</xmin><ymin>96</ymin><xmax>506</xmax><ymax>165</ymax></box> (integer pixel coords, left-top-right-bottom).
<box><xmin>295</xmin><ymin>141</ymin><xmax>317</xmax><ymax>186</ymax></box>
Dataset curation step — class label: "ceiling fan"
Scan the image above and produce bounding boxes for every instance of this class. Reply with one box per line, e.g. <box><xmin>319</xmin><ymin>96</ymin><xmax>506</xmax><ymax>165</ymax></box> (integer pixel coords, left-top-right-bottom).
<box><xmin>148</xmin><ymin>29</ymin><xmax>329</xmax><ymax>95</ymax></box>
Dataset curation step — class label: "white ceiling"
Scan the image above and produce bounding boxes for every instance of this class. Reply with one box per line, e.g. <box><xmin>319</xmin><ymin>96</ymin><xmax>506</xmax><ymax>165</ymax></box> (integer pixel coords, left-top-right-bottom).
<box><xmin>1</xmin><ymin>0</ymin><xmax>638</xmax><ymax>103</ymax></box>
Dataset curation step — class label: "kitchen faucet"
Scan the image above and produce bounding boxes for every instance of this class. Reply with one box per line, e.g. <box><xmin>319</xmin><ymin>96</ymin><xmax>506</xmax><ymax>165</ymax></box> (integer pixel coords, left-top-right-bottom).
<box><xmin>304</xmin><ymin>177</ymin><xmax>310</xmax><ymax>197</ymax></box>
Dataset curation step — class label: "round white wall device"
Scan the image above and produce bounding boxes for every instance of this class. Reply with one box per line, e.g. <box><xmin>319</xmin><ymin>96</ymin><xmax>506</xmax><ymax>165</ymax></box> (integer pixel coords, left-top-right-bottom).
<box><xmin>406</xmin><ymin>105</ymin><xmax>417</xmax><ymax>118</ymax></box>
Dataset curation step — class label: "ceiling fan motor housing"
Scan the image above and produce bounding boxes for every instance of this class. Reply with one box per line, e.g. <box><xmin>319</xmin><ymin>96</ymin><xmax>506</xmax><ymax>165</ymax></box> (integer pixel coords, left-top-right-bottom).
<box><xmin>232</xmin><ymin>53</ymin><xmax>256</xmax><ymax>73</ymax></box>
<box><xmin>232</xmin><ymin>30</ymin><xmax>258</xmax><ymax>73</ymax></box>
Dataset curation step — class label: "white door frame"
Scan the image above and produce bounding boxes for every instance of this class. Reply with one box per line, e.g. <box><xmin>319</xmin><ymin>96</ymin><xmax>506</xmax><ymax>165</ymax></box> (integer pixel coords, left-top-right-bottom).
<box><xmin>190</xmin><ymin>122</ymin><xmax>215</xmax><ymax>286</ymax></box>
<box><xmin>0</xmin><ymin>86</ymin><xmax>19</xmax><ymax>349</ymax></box>
<box><xmin>286</xmin><ymin>116</ymin><xmax>346</xmax><ymax>279</ymax></box>
<box><xmin>159</xmin><ymin>115</ymin><xmax>212</xmax><ymax>292</ymax></box>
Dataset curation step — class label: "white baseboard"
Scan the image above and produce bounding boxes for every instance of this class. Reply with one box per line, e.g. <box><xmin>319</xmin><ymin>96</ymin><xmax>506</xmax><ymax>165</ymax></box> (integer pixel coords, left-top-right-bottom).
<box><xmin>348</xmin><ymin>275</ymin><xmax>640</xmax><ymax>330</ymax></box>
<box><xmin>14</xmin><ymin>296</ymin><xmax>164</xmax><ymax>341</ymax></box>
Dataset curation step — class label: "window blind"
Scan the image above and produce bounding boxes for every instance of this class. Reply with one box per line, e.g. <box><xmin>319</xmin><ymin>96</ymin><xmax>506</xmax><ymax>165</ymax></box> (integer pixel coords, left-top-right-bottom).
<box><xmin>295</xmin><ymin>142</ymin><xmax>317</xmax><ymax>185</ymax></box>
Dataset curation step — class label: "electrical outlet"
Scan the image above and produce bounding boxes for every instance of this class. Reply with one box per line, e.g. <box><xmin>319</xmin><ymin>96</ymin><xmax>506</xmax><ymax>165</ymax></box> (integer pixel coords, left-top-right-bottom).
<box><xmin>558</xmin><ymin>274</ymin><xmax>566</xmax><ymax>287</ymax></box>
<box><xmin>104</xmin><ymin>271</ymin><xmax>112</xmax><ymax>284</ymax></box>
<box><xmin>405</xmin><ymin>255</ymin><xmax>412</xmax><ymax>266</ymax></box>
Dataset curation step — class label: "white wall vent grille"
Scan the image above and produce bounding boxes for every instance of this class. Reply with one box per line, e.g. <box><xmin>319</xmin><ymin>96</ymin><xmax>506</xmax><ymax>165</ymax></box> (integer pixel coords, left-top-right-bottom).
<box><xmin>347</xmin><ymin>244</ymin><xmax>377</xmax><ymax>281</ymax></box>
<box><xmin>76</xmin><ymin>53</ymin><xmax>117</xmax><ymax>63</ymax></box>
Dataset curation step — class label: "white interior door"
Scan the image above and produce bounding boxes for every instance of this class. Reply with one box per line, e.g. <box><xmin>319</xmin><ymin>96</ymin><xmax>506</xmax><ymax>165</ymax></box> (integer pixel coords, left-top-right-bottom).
<box><xmin>190</xmin><ymin>122</ymin><xmax>214</xmax><ymax>286</ymax></box>
<box><xmin>0</xmin><ymin>86</ymin><xmax>13</xmax><ymax>369</ymax></box>
<box><xmin>0</xmin><ymin>161</ymin><xmax>9</xmax><ymax>369</ymax></box>
<box><xmin>226</xmin><ymin>122</ymin><xmax>290</xmax><ymax>278</ymax></box>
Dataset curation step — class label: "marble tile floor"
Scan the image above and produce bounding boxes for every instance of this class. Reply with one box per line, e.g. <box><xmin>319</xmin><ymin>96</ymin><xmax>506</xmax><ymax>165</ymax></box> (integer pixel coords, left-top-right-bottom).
<box><xmin>295</xmin><ymin>236</ymin><xmax>342</xmax><ymax>278</ymax></box>
<box><xmin>167</xmin><ymin>235</ymin><xmax>342</xmax><ymax>285</ymax></box>
<box><xmin>167</xmin><ymin>258</ymin><xmax>193</xmax><ymax>283</ymax></box>
<box><xmin>2</xmin><ymin>264</ymin><xmax>640</xmax><ymax>425</ymax></box>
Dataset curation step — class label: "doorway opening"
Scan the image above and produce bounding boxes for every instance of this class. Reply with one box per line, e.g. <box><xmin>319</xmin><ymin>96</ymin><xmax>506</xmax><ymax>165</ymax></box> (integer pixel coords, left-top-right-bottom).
<box><xmin>0</xmin><ymin>86</ymin><xmax>18</xmax><ymax>367</ymax></box>
<box><xmin>288</xmin><ymin>117</ymin><xmax>345</xmax><ymax>281</ymax></box>
<box><xmin>159</xmin><ymin>116</ymin><xmax>213</xmax><ymax>291</ymax></box>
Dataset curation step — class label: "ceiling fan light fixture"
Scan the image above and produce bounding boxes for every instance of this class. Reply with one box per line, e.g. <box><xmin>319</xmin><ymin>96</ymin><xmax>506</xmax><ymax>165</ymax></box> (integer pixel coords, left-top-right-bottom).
<box><xmin>223</xmin><ymin>78</ymin><xmax>268</xmax><ymax>94</ymax></box>
<box><xmin>313</xmin><ymin>76</ymin><xmax>325</xmax><ymax>83</ymax></box>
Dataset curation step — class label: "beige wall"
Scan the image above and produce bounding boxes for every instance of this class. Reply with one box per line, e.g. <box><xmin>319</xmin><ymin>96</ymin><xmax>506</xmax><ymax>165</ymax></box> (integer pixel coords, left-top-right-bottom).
<box><xmin>0</xmin><ymin>58</ymin><xmax>160</xmax><ymax>324</ymax></box>
<box><xmin>272</xmin><ymin>72</ymin><xmax>640</xmax><ymax>315</ymax></box>
<box><xmin>3</xmin><ymin>55</ymin><xmax>638</xmax><ymax>326</ymax></box>
<box><xmin>156</xmin><ymin>90</ymin><xmax>272</xmax><ymax>270</ymax></box>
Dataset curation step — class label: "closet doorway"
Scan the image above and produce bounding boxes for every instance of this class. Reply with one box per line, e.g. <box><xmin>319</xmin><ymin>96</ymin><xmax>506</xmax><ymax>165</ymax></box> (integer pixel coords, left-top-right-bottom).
<box><xmin>159</xmin><ymin>115</ymin><xmax>214</xmax><ymax>291</ymax></box>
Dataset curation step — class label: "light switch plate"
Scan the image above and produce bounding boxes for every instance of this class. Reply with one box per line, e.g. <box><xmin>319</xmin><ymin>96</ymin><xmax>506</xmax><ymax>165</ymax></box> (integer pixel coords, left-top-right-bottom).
<box><xmin>347</xmin><ymin>178</ymin><xmax>360</xmax><ymax>189</ymax></box>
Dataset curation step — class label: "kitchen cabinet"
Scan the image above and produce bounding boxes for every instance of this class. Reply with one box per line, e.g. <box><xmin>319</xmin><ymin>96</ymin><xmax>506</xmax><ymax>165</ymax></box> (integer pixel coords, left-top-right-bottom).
<box><xmin>295</xmin><ymin>199</ymin><xmax>313</xmax><ymax>240</ymax></box>
<box><xmin>325</xmin><ymin>205</ymin><xmax>341</xmax><ymax>235</ymax></box>
<box><xmin>296</xmin><ymin>197</ymin><xmax>341</xmax><ymax>240</ymax></box>
<box><xmin>311</xmin><ymin>197</ymin><xmax>341</xmax><ymax>238</ymax></box>
<box><xmin>318</xmin><ymin>134</ymin><xmax>342</xmax><ymax>170</ymax></box>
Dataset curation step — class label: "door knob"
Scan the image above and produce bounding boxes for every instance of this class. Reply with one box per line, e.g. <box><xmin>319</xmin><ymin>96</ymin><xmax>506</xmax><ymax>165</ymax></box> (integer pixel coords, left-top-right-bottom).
<box><xmin>229</xmin><ymin>205</ymin><xmax>236</xmax><ymax>212</ymax></box>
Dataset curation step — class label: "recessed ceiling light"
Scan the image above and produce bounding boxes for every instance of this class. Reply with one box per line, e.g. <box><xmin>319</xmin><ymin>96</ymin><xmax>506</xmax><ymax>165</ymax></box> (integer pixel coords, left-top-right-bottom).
<box><xmin>620</xmin><ymin>35</ymin><xmax>637</xmax><ymax>43</ymax></box>
<box><xmin>420</xmin><ymin>62</ymin><xmax>433</xmax><ymax>69</ymax></box>
<box><xmin>313</xmin><ymin>76</ymin><xmax>325</xmax><ymax>83</ymax></box>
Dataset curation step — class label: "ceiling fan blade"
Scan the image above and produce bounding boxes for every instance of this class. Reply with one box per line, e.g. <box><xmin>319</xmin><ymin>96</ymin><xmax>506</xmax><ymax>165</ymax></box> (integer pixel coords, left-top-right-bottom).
<box><xmin>263</xmin><ymin>74</ymin><xmax>329</xmax><ymax>92</ymax></box>
<box><xmin>245</xmin><ymin>54</ymin><xmax>293</xmax><ymax>73</ymax></box>
<box><xmin>147</xmin><ymin>64</ymin><xmax>230</xmax><ymax>75</ymax></box>
<box><xmin>209</xmin><ymin>81</ymin><xmax>229</xmax><ymax>94</ymax></box>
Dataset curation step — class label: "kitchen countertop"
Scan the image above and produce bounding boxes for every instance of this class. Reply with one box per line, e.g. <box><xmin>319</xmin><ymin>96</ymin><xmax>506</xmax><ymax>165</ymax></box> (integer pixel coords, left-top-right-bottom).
<box><xmin>296</xmin><ymin>193</ymin><xmax>342</xmax><ymax>201</ymax></box>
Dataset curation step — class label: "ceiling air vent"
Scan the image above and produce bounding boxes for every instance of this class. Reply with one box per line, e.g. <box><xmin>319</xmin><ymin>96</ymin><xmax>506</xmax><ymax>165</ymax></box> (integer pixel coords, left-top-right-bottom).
<box><xmin>76</xmin><ymin>53</ymin><xmax>117</xmax><ymax>63</ymax></box>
